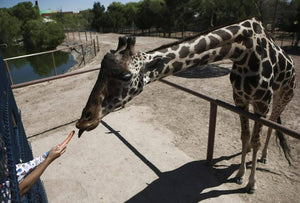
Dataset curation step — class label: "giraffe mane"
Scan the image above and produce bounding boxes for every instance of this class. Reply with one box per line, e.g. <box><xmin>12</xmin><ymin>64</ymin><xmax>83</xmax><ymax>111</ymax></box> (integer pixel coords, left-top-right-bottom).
<box><xmin>147</xmin><ymin>17</ymin><xmax>259</xmax><ymax>53</ymax></box>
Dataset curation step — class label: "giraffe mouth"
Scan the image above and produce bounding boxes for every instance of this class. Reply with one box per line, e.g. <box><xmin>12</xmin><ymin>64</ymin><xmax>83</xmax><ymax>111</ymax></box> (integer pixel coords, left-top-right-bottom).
<box><xmin>76</xmin><ymin>119</ymin><xmax>100</xmax><ymax>138</ymax></box>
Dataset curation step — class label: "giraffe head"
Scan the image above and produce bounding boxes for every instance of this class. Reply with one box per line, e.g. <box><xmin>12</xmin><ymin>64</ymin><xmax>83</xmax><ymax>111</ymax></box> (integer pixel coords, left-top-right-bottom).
<box><xmin>76</xmin><ymin>36</ymin><xmax>147</xmax><ymax>137</ymax></box>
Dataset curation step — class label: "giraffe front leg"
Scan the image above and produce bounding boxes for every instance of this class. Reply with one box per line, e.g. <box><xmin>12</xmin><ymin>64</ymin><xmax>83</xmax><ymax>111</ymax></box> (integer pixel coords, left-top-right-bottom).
<box><xmin>235</xmin><ymin>113</ymin><xmax>250</xmax><ymax>185</ymax></box>
<box><xmin>246</xmin><ymin>121</ymin><xmax>263</xmax><ymax>194</ymax></box>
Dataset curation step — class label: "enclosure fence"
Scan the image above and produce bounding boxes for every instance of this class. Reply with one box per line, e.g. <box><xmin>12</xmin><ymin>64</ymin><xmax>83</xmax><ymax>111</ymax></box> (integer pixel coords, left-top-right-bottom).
<box><xmin>3</xmin><ymin>41</ymin><xmax>99</xmax><ymax>86</ymax></box>
<box><xmin>5</xmin><ymin>63</ymin><xmax>300</xmax><ymax>166</ymax></box>
<box><xmin>0</xmin><ymin>52</ymin><xmax>48</xmax><ymax>202</ymax></box>
<box><xmin>158</xmin><ymin>78</ymin><xmax>300</xmax><ymax>165</ymax></box>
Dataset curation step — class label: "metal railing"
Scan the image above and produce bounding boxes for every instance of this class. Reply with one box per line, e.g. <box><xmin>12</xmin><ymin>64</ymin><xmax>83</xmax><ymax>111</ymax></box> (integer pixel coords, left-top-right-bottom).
<box><xmin>3</xmin><ymin>43</ymin><xmax>99</xmax><ymax>86</ymax></box>
<box><xmin>5</xmin><ymin>63</ymin><xmax>300</xmax><ymax>166</ymax></box>
<box><xmin>159</xmin><ymin>79</ymin><xmax>300</xmax><ymax>165</ymax></box>
<box><xmin>1</xmin><ymin>53</ymin><xmax>48</xmax><ymax>203</ymax></box>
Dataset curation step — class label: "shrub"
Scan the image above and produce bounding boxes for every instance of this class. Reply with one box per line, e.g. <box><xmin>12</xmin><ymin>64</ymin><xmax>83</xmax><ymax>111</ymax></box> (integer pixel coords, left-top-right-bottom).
<box><xmin>23</xmin><ymin>19</ymin><xmax>65</xmax><ymax>51</ymax></box>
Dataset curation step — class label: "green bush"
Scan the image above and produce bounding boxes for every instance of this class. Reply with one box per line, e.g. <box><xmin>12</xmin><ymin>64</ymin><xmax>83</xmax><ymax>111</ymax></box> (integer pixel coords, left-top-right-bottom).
<box><xmin>23</xmin><ymin>19</ymin><xmax>65</xmax><ymax>51</ymax></box>
<box><xmin>0</xmin><ymin>9</ymin><xmax>21</xmax><ymax>45</ymax></box>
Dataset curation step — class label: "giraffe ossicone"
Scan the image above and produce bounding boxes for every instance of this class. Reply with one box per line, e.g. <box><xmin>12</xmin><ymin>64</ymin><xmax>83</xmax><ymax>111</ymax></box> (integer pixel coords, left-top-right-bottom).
<box><xmin>76</xmin><ymin>18</ymin><xmax>295</xmax><ymax>193</ymax></box>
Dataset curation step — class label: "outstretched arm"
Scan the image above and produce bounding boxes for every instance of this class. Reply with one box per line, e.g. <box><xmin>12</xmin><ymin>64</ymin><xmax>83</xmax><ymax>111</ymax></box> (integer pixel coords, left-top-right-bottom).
<box><xmin>18</xmin><ymin>145</ymin><xmax>66</xmax><ymax>196</ymax></box>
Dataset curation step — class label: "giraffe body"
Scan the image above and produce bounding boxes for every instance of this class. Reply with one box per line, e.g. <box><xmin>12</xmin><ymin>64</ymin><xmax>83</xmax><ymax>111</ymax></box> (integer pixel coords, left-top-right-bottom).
<box><xmin>76</xmin><ymin>18</ymin><xmax>296</xmax><ymax>193</ymax></box>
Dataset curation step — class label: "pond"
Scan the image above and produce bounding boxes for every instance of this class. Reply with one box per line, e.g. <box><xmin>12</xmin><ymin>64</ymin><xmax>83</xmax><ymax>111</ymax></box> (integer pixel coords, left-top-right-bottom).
<box><xmin>1</xmin><ymin>46</ymin><xmax>77</xmax><ymax>85</ymax></box>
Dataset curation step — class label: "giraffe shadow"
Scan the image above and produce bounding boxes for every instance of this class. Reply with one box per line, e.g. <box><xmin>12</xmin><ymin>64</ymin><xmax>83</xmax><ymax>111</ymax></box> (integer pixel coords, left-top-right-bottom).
<box><xmin>174</xmin><ymin>63</ymin><xmax>231</xmax><ymax>79</ymax></box>
<box><xmin>282</xmin><ymin>46</ymin><xmax>300</xmax><ymax>56</ymax></box>
<box><xmin>101</xmin><ymin>121</ymin><xmax>280</xmax><ymax>203</ymax></box>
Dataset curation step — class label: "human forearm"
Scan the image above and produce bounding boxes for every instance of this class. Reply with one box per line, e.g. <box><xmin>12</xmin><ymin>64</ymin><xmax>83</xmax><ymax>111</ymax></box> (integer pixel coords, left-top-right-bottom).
<box><xmin>17</xmin><ymin>133</ymin><xmax>69</xmax><ymax>196</ymax></box>
<box><xmin>18</xmin><ymin>158</ymin><xmax>52</xmax><ymax>196</ymax></box>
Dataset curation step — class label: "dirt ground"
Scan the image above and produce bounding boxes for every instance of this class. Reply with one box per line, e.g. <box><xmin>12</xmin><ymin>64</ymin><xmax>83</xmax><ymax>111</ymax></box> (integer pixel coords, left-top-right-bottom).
<box><xmin>13</xmin><ymin>33</ymin><xmax>299</xmax><ymax>202</ymax></box>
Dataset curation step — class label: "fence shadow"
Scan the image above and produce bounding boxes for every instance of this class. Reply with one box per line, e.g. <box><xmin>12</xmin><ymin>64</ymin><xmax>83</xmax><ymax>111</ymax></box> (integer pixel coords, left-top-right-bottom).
<box><xmin>174</xmin><ymin>64</ymin><xmax>231</xmax><ymax>79</ymax></box>
<box><xmin>282</xmin><ymin>46</ymin><xmax>300</xmax><ymax>56</ymax></box>
<box><xmin>101</xmin><ymin>121</ymin><xmax>243</xmax><ymax>202</ymax></box>
<box><xmin>101</xmin><ymin>121</ymin><xmax>280</xmax><ymax>203</ymax></box>
<box><xmin>126</xmin><ymin>155</ymin><xmax>246</xmax><ymax>203</ymax></box>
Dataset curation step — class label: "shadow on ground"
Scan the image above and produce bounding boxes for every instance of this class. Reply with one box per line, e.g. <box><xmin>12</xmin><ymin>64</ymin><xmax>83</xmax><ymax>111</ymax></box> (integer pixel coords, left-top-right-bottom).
<box><xmin>283</xmin><ymin>46</ymin><xmax>300</xmax><ymax>56</ymax></box>
<box><xmin>174</xmin><ymin>64</ymin><xmax>231</xmax><ymax>79</ymax></box>
<box><xmin>101</xmin><ymin>121</ymin><xmax>280</xmax><ymax>203</ymax></box>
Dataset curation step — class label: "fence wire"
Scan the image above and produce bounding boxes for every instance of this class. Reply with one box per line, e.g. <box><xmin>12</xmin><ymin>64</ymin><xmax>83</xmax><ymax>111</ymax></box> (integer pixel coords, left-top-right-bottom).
<box><xmin>0</xmin><ymin>51</ymin><xmax>48</xmax><ymax>203</ymax></box>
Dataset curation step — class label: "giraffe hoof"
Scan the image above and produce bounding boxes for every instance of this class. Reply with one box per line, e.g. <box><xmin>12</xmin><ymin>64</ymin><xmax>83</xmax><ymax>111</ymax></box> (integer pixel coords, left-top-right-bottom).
<box><xmin>246</xmin><ymin>185</ymin><xmax>256</xmax><ymax>194</ymax></box>
<box><xmin>258</xmin><ymin>158</ymin><xmax>267</xmax><ymax>164</ymax></box>
<box><xmin>236</xmin><ymin>177</ymin><xmax>244</xmax><ymax>185</ymax></box>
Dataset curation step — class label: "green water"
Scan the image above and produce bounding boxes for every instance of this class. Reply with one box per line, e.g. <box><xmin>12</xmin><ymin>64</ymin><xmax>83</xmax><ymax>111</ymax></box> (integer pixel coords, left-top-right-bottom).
<box><xmin>1</xmin><ymin>46</ymin><xmax>77</xmax><ymax>84</ymax></box>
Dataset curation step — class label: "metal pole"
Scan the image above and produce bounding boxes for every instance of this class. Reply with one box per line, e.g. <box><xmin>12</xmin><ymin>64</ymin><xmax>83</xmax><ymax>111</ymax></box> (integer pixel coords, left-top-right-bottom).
<box><xmin>206</xmin><ymin>102</ymin><xmax>218</xmax><ymax>166</ymax></box>
<box><xmin>81</xmin><ymin>44</ymin><xmax>85</xmax><ymax>65</ymax></box>
<box><xmin>51</xmin><ymin>52</ymin><xmax>57</xmax><ymax>76</ymax></box>
<box><xmin>93</xmin><ymin>39</ymin><xmax>97</xmax><ymax>56</ymax></box>
<box><xmin>11</xmin><ymin>67</ymin><xmax>100</xmax><ymax>89</ymax></box>
<box><xmin>271</xmin><ymin>0</ymin><xmax>279</xmax><ymax>33</ymax></box>
<box><xmin>4</xmin><ymin>60</ymin><xmax>13</xmax><ymax>85</ymax></box>
<box><xmin>96</xmin><ymin>35</ymin><xmax>99</xmax><ymax>52</ymax></box>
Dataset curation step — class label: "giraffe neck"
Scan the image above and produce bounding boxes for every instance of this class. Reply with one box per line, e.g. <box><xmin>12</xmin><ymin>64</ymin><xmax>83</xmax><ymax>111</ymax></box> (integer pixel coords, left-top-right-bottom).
<box><xmin>142</xmin><ymin>18</ymin><xmax>268</xmax><ymax>84</ymax></box>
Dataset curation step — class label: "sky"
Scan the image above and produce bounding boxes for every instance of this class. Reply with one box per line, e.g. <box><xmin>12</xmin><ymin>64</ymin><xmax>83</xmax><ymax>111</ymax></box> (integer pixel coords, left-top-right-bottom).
<box><xmin>0</xmin><ymin>0</ymin><xmax>140</xmax><ymax>12</ymax></box>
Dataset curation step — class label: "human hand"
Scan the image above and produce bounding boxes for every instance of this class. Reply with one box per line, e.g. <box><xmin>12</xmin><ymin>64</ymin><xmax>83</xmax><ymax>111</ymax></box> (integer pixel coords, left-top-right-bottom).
<box><xmin>47</xmin><ymin>145</ymin><xmax>66</xmax><ymax>162</ymax></box>
<box><xmin>46</xmin><ymin>131</ymin><xmax>74</xmax><ymax>162</ymax></box>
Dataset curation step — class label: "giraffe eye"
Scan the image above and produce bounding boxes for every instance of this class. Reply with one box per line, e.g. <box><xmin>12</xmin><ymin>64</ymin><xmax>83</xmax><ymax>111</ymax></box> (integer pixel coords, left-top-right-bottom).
<box><xmin>119</xmin><ymin>73</ymin><xmax>132</xmax><ymax>81</ymax></box>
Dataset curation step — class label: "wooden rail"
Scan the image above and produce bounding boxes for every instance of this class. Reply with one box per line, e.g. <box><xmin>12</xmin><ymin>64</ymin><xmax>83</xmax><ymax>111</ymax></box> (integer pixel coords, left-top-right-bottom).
<box><xmin>159</xmin><ymin>78</ymin><xmax>300</xmax><ymax>165</ymax></box>
<box><xmin>3</xmin><ymin>43</ymin><xmax>86</xmax><ymax>85</ymax></box>
<box><xmin>6</xmin><ymin>63</ymin><xmax>300</xmax><ymax>166</ymax></box>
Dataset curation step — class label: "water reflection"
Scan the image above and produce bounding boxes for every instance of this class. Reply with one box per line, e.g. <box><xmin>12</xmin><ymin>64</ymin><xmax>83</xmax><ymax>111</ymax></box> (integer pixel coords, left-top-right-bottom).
<box><xmin>1</xmin><ymin>46</ymin><xmax>76</xmax><ymax>84</ymax></box>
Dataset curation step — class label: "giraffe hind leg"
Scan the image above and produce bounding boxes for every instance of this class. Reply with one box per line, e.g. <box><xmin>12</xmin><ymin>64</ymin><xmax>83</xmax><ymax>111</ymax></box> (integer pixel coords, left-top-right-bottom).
<box><xmin>260</xmin><ymin>86</ymin><xmax>294</xmax><ymax>165</ymax></box>
<box><xmin>274</xmin><ymin>117</ymin><xmax>292</xmax><ymax>165</ymax></box>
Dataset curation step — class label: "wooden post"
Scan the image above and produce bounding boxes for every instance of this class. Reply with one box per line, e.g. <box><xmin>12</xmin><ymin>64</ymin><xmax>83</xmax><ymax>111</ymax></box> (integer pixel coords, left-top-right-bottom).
<box><xmin>93</xmin><ymin>39</ymin><xmax>96</xmax><ymax>56</ymax></box>
<box><xmin>81</xmin><ymin>44</ymin><xmax>85</xmax><ymax>65</ymax></box>
<box><xmin>90</xmin><ymin>32</ymin><xmax>92</xmax><ymax>42</ymax></box>
<box><xmin>206</xmin><ymin>102</ymin><xmax>217</xmax><ymax>166</ymax></box>
<box><xmin>72</xmin><ymin>31</ymin><xmax>75</xmax><ymax>40</ymax></box>
<box><xmin>4</xmin><ymin>60</ymin><xmax>14</xmax><ymax>85</ymax></box>
<box><xmin>96</xmin><ymin>35</ymin><xmax>99</xmax><ymax>52</ymax></box>
<box><xmin>271</xmin><ymin>0</ymin><xmax>279</xmax><ymax>33</ymax></box>
<box><xmin>51</xmin><ymin>52</ymin><xmax>57</xmax><ymax>75</ymax></box>
<box><xmin>78</xmin><ymin>31</ymin><xmax>81</xmax><ymax>41</ymax></box>
<box><xmin>85</xmin><ymin>31</ymin><xmax>87</xmax><ymax>42</ymax></box>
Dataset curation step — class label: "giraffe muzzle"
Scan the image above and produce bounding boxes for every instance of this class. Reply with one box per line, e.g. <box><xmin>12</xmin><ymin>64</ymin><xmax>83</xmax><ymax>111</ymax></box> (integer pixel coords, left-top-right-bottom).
<box><xmin>76</xmin><ymin>118</ymin><xmax>100</xmax><ymax>138</ymax></box>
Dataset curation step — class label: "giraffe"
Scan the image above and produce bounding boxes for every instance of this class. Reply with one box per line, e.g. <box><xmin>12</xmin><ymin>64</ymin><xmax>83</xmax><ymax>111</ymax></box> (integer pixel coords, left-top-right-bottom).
<box><xmin>76</xmin><ymin>18</ymin><xmax>296</xmax><ymax>193</ymax></box>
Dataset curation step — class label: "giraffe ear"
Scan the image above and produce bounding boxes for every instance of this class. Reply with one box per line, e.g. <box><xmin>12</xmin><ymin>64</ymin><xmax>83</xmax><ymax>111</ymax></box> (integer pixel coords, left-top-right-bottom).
<box><xmin>120</xmin><ymin>36</ymin><xmax>136</xmax><ymax>56</ymax></box>
<box><xmin>126</xmin><ymin>36</ymin><xmax>136</xmax><ymax>56</ymax></box>
<box><xmin>115</xmin><ymin>36</ymin><xmax>127</xmax><ymax>53</ymax></box>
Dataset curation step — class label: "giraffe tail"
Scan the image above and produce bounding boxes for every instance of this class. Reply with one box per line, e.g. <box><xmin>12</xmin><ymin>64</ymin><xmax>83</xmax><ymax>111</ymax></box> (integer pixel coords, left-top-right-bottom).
<box><xmin>276</xmin><ymin>116</ymin><xmax>292</xmax><ymax>166</ymax></box>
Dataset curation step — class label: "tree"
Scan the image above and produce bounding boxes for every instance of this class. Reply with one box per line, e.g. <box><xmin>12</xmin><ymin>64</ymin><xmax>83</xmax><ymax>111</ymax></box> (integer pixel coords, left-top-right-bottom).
<box><xmin>0</xmin><ymin>8</ymin><xmax>21</xmax><ymax>45</ymax></box>
<box><xmin>91</xmin><ymin>2</ymin><xmax>105</xmax><ymax>31</ymax></box>
<box><xmin>106</xmin><ymin>2</ymin><xmax>126</xmax><ymax>32</ymax></box>
<box><xmin>123</xmin><ymin>2</ymin><xmax>139</xmax><ymax>27</ymax></box>
<box><xmin>23</xmin><ymin>20</ymin><xmax>65</xmax><ymax>51</ymax></box>
<box><xmin>136</xmin><ymin>0</ymin><xmax>155</xmax><ymax>33</ymax></box>
<box><xmin>10</xmin><ymin>1</ymin><xmax>40</xmax><ymax>25</ymax></box>
<box><xmin>78</xmin><ymin>9</ymin><xmax>93</xmax><ymax>30</ymax></box>
<box><xmin>190</xmin><ymin>0</ymin><xmax>261</xmax><ymax>29</ymax></box>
